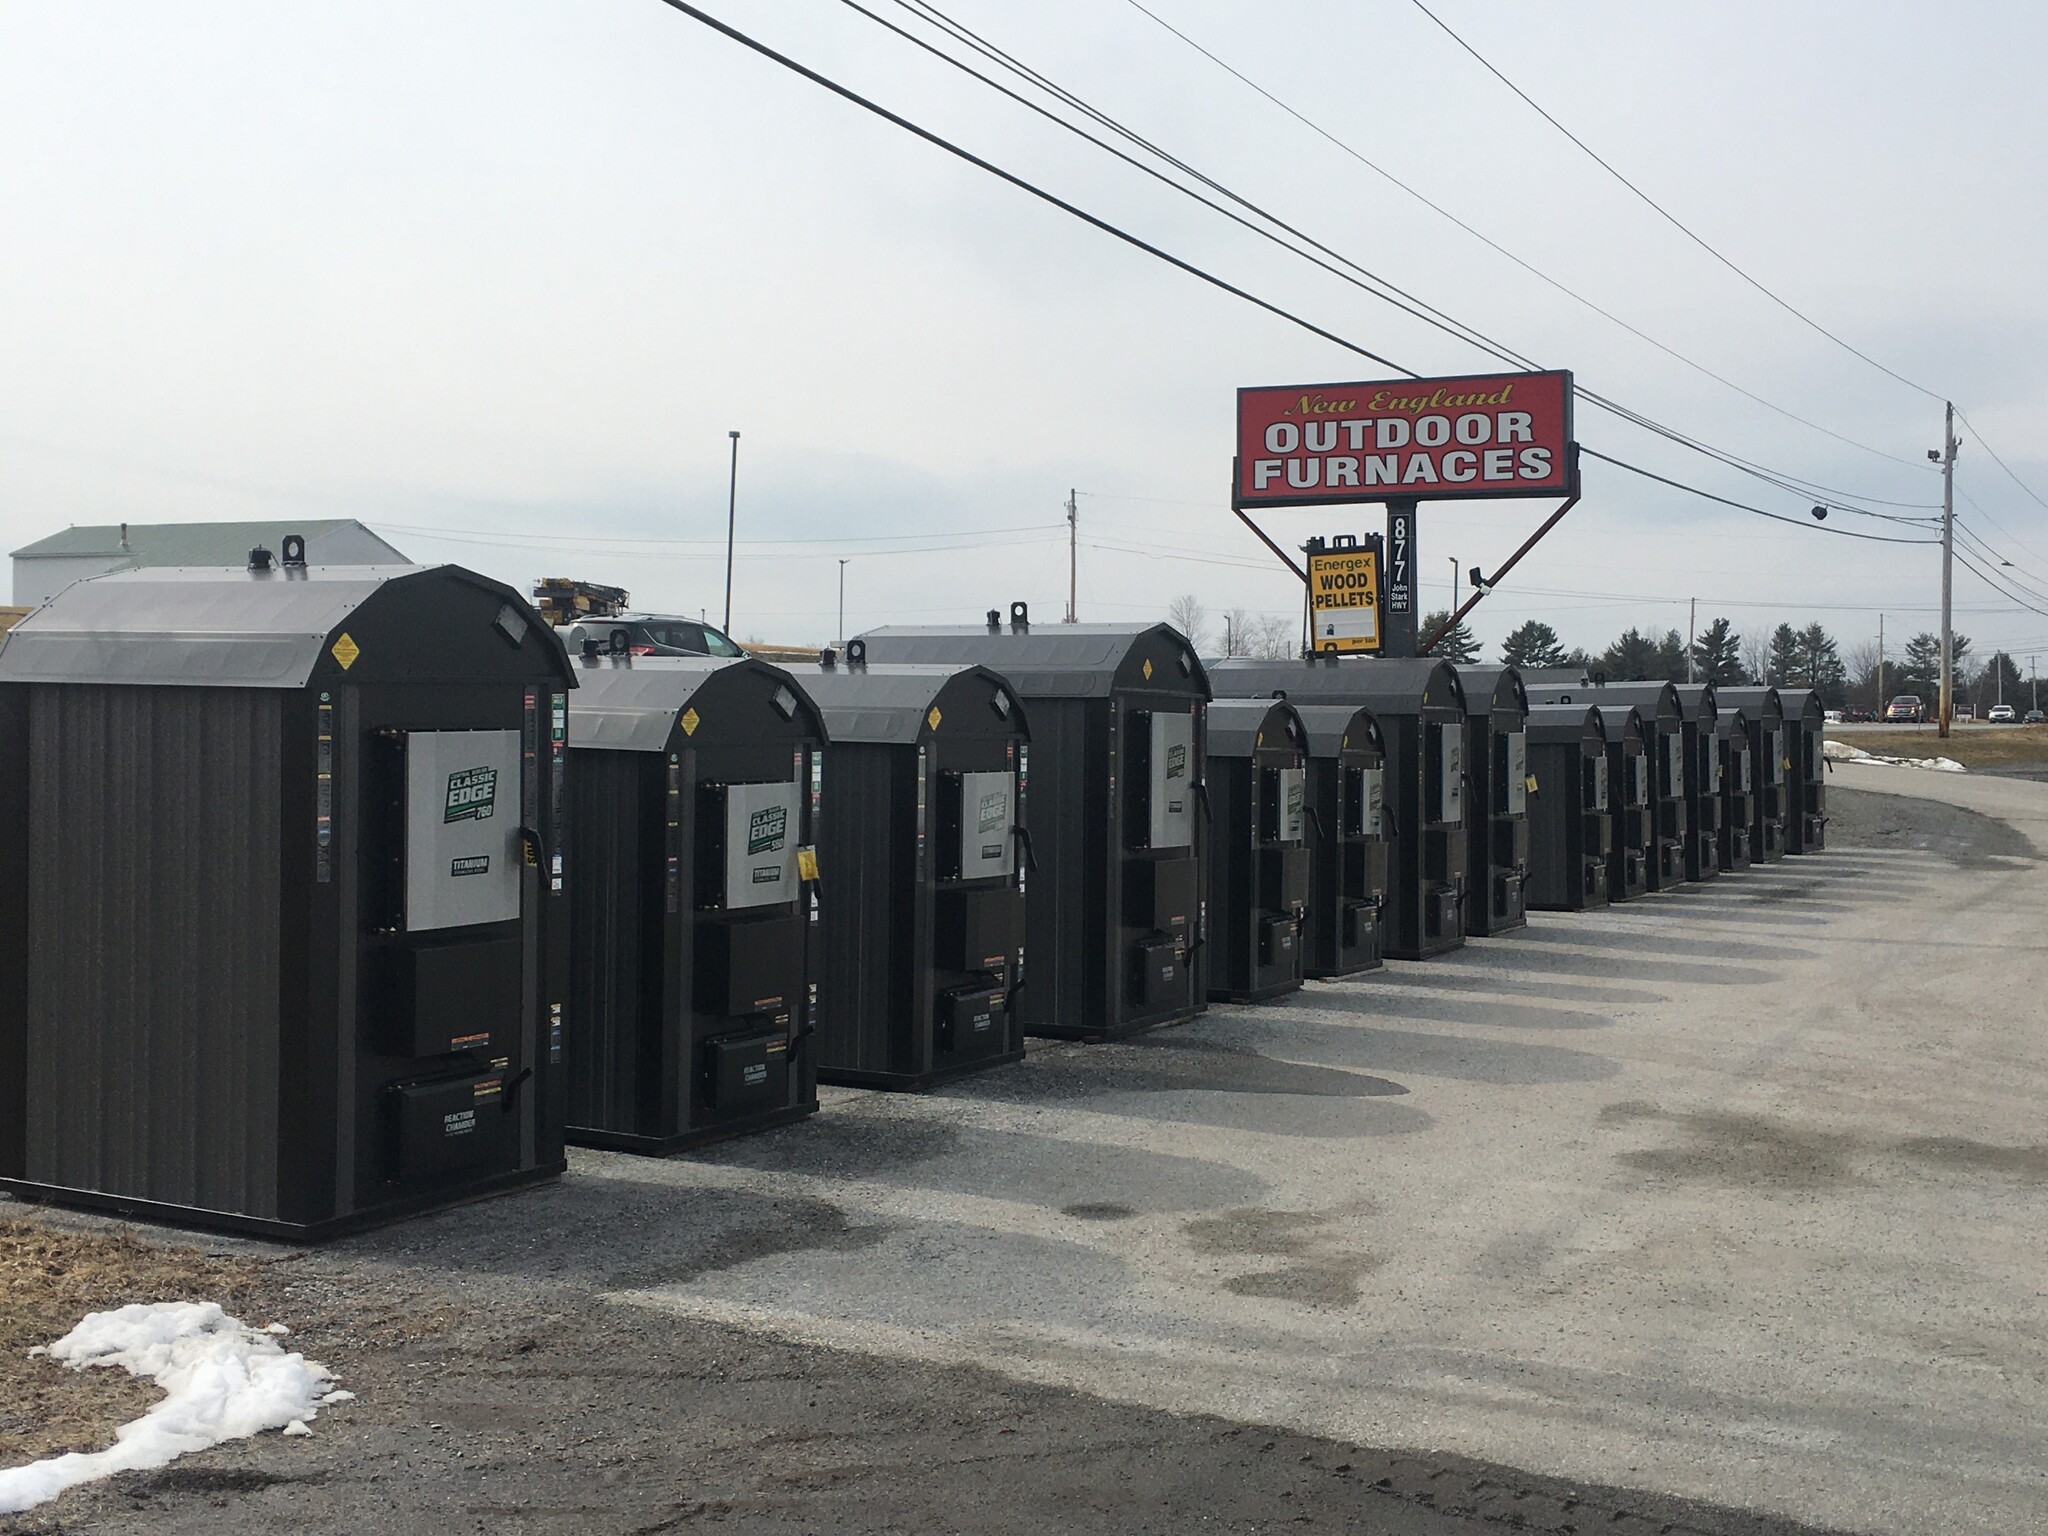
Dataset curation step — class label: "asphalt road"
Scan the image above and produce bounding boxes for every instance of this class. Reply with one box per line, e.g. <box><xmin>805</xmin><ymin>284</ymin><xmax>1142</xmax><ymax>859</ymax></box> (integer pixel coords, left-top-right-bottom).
<box><xmin>6</xmin><ymin>771</ymin><xmax>2044</xmax><ymax>1535</ymax></box>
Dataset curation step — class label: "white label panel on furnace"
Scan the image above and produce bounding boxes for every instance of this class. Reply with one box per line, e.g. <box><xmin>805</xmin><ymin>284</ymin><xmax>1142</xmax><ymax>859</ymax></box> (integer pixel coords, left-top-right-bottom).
<box><xmin>957</xmin><ymin>769</ymin><xmax>1016</xmax><ymax>880</ymax></box>
<box><xmin>723</xmin><ymin>780</ymin><xmax>802</xmax><ymax>911</ymax></box>
<box><xmin>1148</xmin><ymin>711</ymin><xmax>1196</xmax><ymax>850</ymax></box>
<box><xmin>405</xmin><ymin>729</ymin><xmax>523</xmax><ymax>933</ymax></box>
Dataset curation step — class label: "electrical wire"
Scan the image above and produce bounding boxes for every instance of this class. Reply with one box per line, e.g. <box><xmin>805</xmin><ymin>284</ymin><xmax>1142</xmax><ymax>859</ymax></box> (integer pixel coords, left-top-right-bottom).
<box><xmin>879</xmin><ymin>0</ymin><xmax>1940</xmax><ymax>522</ymax></box>
<box><xmin>1954</xmin><ymin>407</ymin><xmax>2048</xmax><ymax>515</ymax></box>
<box><xmin>1404</xmin><ymin>0</ymin><xmax>1945</xmax><ymax>404</ymax></box>
<box><xmin>375</xmin><ymin>518</ymin><xmax>1065</xmax><ymax>549</ymax></box>
<box><xmin>651</xmin><ymin>3</ymin><xmax>1949</xmax><ymax>568</ymax></box>
<box><xmin>1578</xmin><ymin>450</ymin><xmax>1937</xmax><ymax>544</ymax></box>
<box><xmin>1115</xmin><ymin>0</ymin><xmax>1931</xmax><ymax>471</ymax></box>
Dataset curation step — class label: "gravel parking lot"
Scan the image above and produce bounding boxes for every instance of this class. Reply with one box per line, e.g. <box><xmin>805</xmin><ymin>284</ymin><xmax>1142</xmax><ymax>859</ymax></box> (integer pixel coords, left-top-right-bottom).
<box><xmin>5</xmin><ymin>771</ymin><xmax>2044</xmax><ymax>1536</ymax></box>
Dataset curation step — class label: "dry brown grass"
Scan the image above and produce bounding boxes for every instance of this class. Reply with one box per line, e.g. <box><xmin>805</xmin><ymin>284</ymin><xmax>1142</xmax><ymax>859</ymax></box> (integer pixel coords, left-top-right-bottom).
<box><xmin>1830</xmin><ymin>724</ymin><xmax>2048</xmax><ymax>770</ymax></box>
<box><xmin>0</xmin><ymin>1218</ymin><xmax>266</xmax><ymax>1466</ymax></box>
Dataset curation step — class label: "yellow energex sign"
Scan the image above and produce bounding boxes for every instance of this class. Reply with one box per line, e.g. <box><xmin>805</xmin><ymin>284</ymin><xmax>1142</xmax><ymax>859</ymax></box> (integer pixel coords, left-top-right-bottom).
<box><xmin>1307</xmin><ymin>547</ymin><xmax>1380</xmax><ymax>653</ymax></box>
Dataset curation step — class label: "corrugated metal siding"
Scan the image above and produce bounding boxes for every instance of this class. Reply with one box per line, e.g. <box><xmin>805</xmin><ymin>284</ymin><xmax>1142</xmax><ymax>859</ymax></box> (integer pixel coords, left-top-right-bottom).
<box><xmin>814</xmin><ymin>743</ymin><xmax>916</xmax><ymax>1077</ymax></box>
<box><xmin>564</xmin><ymin>750</ymin><xmax>650</xmax><ymax>1136</ymax></box>
<box><xmin>25</xmin><ymin>685</ymin><xmax>283</xmax><ymax>1216</ymax></box>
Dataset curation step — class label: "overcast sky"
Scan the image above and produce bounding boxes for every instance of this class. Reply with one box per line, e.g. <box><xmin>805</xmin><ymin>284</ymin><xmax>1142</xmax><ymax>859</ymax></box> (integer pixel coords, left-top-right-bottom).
<box><xmin>4</xmin><ymin>2</ymin><xmax>2046</xmax><ymax>664</ymax></box>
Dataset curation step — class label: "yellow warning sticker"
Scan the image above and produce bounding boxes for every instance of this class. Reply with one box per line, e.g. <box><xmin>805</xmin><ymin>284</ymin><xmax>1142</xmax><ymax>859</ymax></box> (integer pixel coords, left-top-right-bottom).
<box><xmin>330</xmin><ymin>633</ymin><xmax>360</xmax><ymax>670</ymax></box>
<box><xmin>680</xmin><ymin>707</ymin><xmax>700</xmax><ymax>737</ymax></box>
<box><xmin>927</xmin><ymin>705</ymin><xmax>943</xmax><ymax>731</ymax></box>
<box><xmin>1526</xmin><ymin>774</ymin><xmax>1540</xmax><ymax>794</ymax></box>
<box><xmin>1142</xmin><ymin>657</ymin><xmax>1154</xmax><ymax>680</ymax></box>
<box><xmin>797</xmin><ymin>847</ymin><xmax>819</xmax><ymax>881</ymax></box>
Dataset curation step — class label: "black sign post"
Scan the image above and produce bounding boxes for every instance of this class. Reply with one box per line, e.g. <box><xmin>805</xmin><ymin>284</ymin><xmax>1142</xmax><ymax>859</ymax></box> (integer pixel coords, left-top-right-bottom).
<box><xmin>1383</xmin><ymin>499</ymin><xmax>1418</xmax><ymax>657</ymax></box>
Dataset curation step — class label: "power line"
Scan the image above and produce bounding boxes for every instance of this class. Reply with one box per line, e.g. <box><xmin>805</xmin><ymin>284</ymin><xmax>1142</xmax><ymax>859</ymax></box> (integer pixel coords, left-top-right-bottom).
<box><xmin>651</xmin><ymin>1</ymin><xmax>1937</xmax><ymax>556</ymax></box>
<box><xmin>864</xmin><ymin>0</ymin><xmax>1940</xmax><ymax>525</ymax></box>
<box><xmin>1954</xmin><ymin>407</ymin><xmax>2048</xmax><ymax>515</ymax></box>
<box><xmin>1404</xmin><ymin>0</ymin><xmax>1946</xmax><ymax>404</ymax></box>
<box><xmin>1581</xmin><ymin>449</ymin><xmax>1939</xmax><ymax>545</ymax></box>
<box><xmin>1116</xmin><ymin>0</ymin><xmax>1932</xmax><ymax>470</ymax></box>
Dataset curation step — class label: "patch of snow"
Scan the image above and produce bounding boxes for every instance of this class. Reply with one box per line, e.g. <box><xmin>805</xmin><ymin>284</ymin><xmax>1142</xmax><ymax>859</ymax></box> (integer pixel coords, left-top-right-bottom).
<box><xmin>1823</xmin><ymin>738</ymin><xmax>1966</xmax><ymax>772</ymax></box>
<box><xmin>0</xmin><ymin>1302</ymin><xmax>342</xmax><ymax>1516</ymax></box>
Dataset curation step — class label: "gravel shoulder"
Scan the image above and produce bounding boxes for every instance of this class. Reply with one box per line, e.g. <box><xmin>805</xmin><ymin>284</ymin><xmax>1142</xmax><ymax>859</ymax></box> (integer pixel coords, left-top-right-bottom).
<box><xmin>4</xmin><ymin>780</ymin><xmax>2044</xmax><ymax>1535</ymax></box>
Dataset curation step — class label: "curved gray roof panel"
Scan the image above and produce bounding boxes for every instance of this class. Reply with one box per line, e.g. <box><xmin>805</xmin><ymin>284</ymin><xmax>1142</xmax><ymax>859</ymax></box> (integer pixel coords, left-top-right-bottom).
<box><xmin>1210</xmin><ymin>656</ymin><xmax>1465</xmax><ymax>716</ymax></box>
<box><xmin>1289</xmin><ymin>702</ymin><xmax>1385</xmax><ymax>759</ymax></box>
<box><xmin>569</xmin><ymin>651</ymin><xmax>823</xmax><ymax>753</ymax></box>
<box><xmin>856</xmin><ymin>623</ymin><xmax>1208</xmax><ymax>700</ymax></box>
<box><xmin>0</xmin><ymin>563</ymin><xmax>569</xmax><ymax>689</ymax></box>
<box><xmin>795</xmin><ymin>662</ymin><xmax>1024</xmax><ymax>746</ymax></box>
<box><xmin>1205</xmin><ymin>697</ymin><xmax>1302</xmax><ymax>758</ymax></box>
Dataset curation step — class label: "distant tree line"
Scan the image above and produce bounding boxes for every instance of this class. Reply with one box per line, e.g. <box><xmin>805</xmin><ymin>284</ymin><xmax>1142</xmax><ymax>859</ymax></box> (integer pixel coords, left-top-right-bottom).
<box><xmin>1167</xmin><ymin>595</ymin><xmax>2037</xmax><ymax>713</ymax></box>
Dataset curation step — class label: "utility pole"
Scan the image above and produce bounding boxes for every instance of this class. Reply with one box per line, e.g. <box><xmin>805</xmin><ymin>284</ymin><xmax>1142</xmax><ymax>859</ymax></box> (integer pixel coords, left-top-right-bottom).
<box><xmin>837</xmin><ymin>558</ymin><xmax>849</xmax><ymax>645</ymax></box>
<box><xmin>1064</xmin><ymin>489</ymin><xmax>1078</xmax><ymax>624</ymax></box>
<box><xmin>1687</xmin><ymin>597</ymin><xmax>1697</xmax><ymax>683</ymax></box>
<box><xmin>1877</xmin><ymin>614</ymin><xmax>1884</xmax><ymax>716</ymax></box>
<box><xmin>2033</xmin><ymin>655</ymin><xmax>2039</xmax><ymax>713</ymax></box>
<box><xmin>1938</xmin><ymin>403</ymin><xmax>1957</xmax><ymax>738</ymax></box>
<box><xmin>724</xmin><ymin>429</ymin><xmax>741</xmax><ymax>634</ymax></box>
<box><xmin>1449</xmin><ymin>556</ymin><xmax>1460</xmax><ymax>618</ymax></box>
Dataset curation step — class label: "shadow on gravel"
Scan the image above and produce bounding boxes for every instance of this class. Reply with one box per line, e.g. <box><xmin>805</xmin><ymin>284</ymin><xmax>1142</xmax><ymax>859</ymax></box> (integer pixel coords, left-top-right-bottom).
<box><xmin>1291</xmin><ymin>987</ymin><xmax>1616</xmax><ymax>1029</ymax></box>
<box><xmin>1361</xmin><ymin>966</ymin><xmax>1668</xmax><ymax>1006</ymax></box>
<box><xmin>1830</xmin><ymin>785</ymin><xmax>2038</xmax><ymax>867</ymax></box>
<box><xmin>1506</xmin><ymin>925</ymin><xmax>1819</xmax><ymax>964</ymax></box>
<box><xmin>1239</xmin><ymin>1018</ymin><xmax>1617</xmax><ymax>1086</ymax></box>
<box><xmin>323</xmin><ymin>1174</ymin><xmax>892</xmax><ymax>1293</ymax></box>
<box><xmin>698</xmin><ymin>1114</ymin><xmax>1270</xmax><ymax>1214</ymax></box>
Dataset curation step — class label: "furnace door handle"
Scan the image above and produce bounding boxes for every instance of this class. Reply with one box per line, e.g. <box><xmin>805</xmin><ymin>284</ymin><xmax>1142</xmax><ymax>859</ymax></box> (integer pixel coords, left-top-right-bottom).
<box><xmin>518</xmin><ymin>826</ymin><xmax>548</xmax><ymax>870</ymax></box>
<box><xmin>1011</xmin><ymin>823</ymin><xmax>1039</xmax><ymax>873</ymax></box>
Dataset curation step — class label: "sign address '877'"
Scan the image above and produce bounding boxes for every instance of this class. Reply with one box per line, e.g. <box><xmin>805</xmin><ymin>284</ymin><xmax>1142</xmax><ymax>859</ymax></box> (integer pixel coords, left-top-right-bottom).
<box><xmin>1235</xmin><ymin>369</ymin><xmax>1576</xmax><ymax>508</ymax></box>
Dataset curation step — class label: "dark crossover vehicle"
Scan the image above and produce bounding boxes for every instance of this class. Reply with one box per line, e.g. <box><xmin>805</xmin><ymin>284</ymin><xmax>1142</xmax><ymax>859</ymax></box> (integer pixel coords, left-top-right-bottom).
<box><xmin>1885</xmin><ymin>694</ymin><xmax>1925</xmax><ymax>723</ymax></box>
<box><xmin>565</xmin><ymin>613</ymin><xmax>747</xmax><ymax>659</ymax></box>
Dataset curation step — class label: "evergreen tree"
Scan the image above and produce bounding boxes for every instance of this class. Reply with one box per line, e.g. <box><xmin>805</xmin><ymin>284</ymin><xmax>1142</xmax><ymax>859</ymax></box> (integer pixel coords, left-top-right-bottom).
<box><xmin>1597</xmin><ymin>626</ymin><xmax>1662</xmax><ymax>680</ymax></box>
<box><xmin>1689</xmin><ymin>617</ymin><xmax>1744</xmax><ymax>684</ymax></box>
<box><xmin>1767</xmin><ymin>622</ymin><xmax>1802</xmax><ymax>685</ymax></box>
<box><xmin>1899</xmin><ymin>631</ymin><xmax>1972</xmax><ymax>699</ymax></box>
<box><xmin>1795</xmin><ymin>622</ymin><xmax>1848</xmax><ymax>705</ymax></box>
<box><xmin>1421</xmin><ymin>609</ymin><xmax>1481</xmax><ymax>665</ymax></box>
<box><xmin>1500</xmin><ymin>620</ymin><xmax>1569</xmax><ymax>670</ymax></box>
<box><xmin>1975</xmin><ymin>651</ymin><xmax>2024</xmax><ymax>713</ymax></box>
<box><xmin>1653</xmin><ymin>629</ymin><xmax>1689</xmax><ymax>682</ymax></box>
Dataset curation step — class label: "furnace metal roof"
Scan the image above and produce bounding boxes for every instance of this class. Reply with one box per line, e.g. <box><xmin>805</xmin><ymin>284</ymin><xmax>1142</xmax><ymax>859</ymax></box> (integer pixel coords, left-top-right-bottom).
<box><xmin>1529</xmin><ymin>679</ymin><xmax>1683</xmax><ymax>726</ymax></box>
<box><xmin>1526</xmin><ymin>702</ymin><xmax>1607</xmax><ymax>746</ymax></box>
<box><xmin>1209</xmin><ymin>656</ymin><xmax>1466</xmax><ymax>716</ymax></box>
<box><xmin>856</xmin><ymin>623</ymin><xmax>1207</xmax><ymax>699</ymax></box>
<box><xmin>1204</xmin><ymin>697</ymin><xmax>1302</xmax><ymax>759</ymax></box>
<box><xmin>569</xmin><ymin>651</ymin><xmax>823</xmax><ymax>753</ymax></box>
<box><xmin>1454</xmin><ymin>664</ymin><xmax>1531</xmax><ymax>720</ymax></box>
<box><xmin>1716</xmin><ymin>686</ymin><xmax>1784</xmax><ymax>724</ymax></box>
<box><xmin>1289</xmin><ymin>702</ymin><xmax>1385</xmax><ymax>760</ymax></box>
<box><xmin>796</xmin><ymin>662</ymin><xmax>1023</xmax><ymax>746</ymax></box>
<box><xmin>0</xmin><ymin>563</ymin><xmax>556</xmax><ymax>688</ymax></box>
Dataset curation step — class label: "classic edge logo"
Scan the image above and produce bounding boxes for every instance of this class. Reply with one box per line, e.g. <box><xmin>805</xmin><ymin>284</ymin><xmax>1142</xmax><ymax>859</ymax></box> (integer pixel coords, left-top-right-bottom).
<box><xmin>748</xmin><ymin>804</ymin><xmax>789</xmax><ymax>857</ymax></box>
<box><xmin>977</xmin><ymin>789</ymin><xmax>1008</xmax><ymax>834</ymax></box>
<box><xmin>1165</xmin><ymin>743</ymin><xmax>1188</xmax><ymax>781</ymax></box>
<box><xmin>444</xmin><ymin>766</ymin><xmax>497</xmax><ymax>823</ymax></box>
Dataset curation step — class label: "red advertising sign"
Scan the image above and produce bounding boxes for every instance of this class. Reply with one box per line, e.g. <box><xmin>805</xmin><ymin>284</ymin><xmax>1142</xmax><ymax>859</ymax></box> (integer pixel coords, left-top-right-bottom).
<box><xmin>1235</xmin><ymin>369</ymin><xmax>1575</xmax><ymax>508</ymax></box>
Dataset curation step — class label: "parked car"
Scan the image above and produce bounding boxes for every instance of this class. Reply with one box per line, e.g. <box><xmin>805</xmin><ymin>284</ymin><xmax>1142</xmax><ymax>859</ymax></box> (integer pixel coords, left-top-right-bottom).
<box><xmin>1989</xmin><ymin>704</ymin><xmax>2018</xmax><ymax>723</ymax></box>
<box><xmin>1885</xmin><ymin>694</ymin><xmax>1926</xmax><ymax>723</ymax></box>
<box><xmin>1824</xmin><ymin>709</ymin><xmax>1845</xmax><ymax>724</ymax></box>
<box><xmin>2027</xmin><ymin>710</ymin><xmax>2045</xmax><ymax>725</ymax></box>
<box><xmin>565</xmin><ymin>612</ymin><xmax>748</xmax><ymax>659</ymax></box>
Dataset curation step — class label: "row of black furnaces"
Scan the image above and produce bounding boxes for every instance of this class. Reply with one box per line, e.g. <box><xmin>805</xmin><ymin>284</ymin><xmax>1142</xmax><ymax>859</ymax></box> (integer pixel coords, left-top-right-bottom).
<box><xmin>0</xmin><ymin>567</ymin><xmax>1828</xmax><ymax>1239</ymax></box>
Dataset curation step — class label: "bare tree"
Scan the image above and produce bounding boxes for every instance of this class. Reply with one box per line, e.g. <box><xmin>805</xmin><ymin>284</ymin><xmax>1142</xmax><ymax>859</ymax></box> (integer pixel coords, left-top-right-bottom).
<box><xmin>1247</xmin><ymin>612</ymin><xmax>1297</xmax><ymax>659</ymax></box>
<box><xmin>1843</xmin><ymin>638</ymin><xmax>1881</xmax><ymax>713</ymax></box>
<box><xmin>1220</xmin><ymin>608</ymin><xmax>1256</xmax><ymax>658</ymax></box>
<box><xmin>1739</xmin><ymin>630</ymin><xmax>1772</xmax><ymax>685</ymax></box>
<box><xmin>1166</xmin><ymin>594</ymin><xmax>1210</xmax><ymax>653</ymax></box>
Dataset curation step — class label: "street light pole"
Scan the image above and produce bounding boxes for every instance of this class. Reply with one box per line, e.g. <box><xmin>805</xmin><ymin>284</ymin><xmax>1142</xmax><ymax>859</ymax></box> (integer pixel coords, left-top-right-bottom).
<box><xmin>1938</xmin><ymin>403</ymin><xmax>1957</xmax><ymax>738</ymax></box>
<box><xmin>724</xmin><ymin>430</ymin><xmax>741</xmax><ymax>635</ymax></box>
<box><xmin>837</xmin><ymin>558</ymin><xmax>849</xmax><ymax>645</ymax></box>
<box><xmin>1449</xmin><ymin>556</ymin><xmax>1459</xmax><ymax>619</ymax></box>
